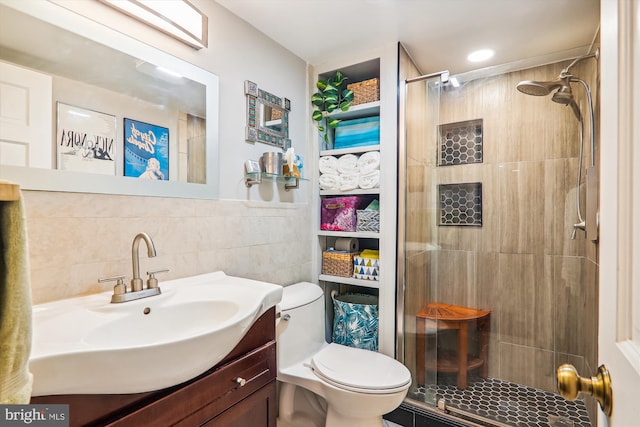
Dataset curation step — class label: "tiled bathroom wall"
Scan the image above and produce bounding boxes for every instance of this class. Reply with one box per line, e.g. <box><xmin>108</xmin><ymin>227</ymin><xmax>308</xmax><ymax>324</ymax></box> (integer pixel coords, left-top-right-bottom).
<box><xmin>403</xmin><ymin>55</ymin><xmax>599</xmax><ymax>399</ymax></box>
<box><xmin>23</xmin><ymin>191</ymin><xmax>312</xmax><ymax>304</ymax></box>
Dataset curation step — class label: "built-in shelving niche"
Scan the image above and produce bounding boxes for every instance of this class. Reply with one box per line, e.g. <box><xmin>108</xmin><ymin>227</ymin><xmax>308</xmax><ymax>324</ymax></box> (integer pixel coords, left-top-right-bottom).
<box><xmin>439</xmin><ymin>118</ymin><xmax>483</xmax><ymax>166</ymax></box>
<box><xmin>438</xmin><ymin>182</ymin><xmax>483</xmax><ymax>226</ymax></box>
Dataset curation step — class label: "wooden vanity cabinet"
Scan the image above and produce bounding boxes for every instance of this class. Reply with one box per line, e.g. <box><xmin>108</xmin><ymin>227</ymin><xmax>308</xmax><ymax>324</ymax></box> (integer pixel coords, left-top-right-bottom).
<box><xmin>31</xmin><ymin>308</ymin><xmax>277</xmax><ymax>427</ymax></box>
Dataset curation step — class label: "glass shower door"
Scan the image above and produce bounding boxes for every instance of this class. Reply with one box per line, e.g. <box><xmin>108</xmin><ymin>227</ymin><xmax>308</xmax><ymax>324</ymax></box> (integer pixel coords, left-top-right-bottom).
<box><xmin>397</xmin><ymin>71</ymin><xmax>443</xmax><ymax>408</ymax></box>
<box><xmin>398</xmin><ymin>57</ymin><xmax>599</xmax><ymax>427</ymax></box>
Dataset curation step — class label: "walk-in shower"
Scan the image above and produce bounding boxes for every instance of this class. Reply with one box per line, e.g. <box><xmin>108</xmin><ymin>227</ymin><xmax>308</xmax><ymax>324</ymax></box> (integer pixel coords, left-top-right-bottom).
<box><xmin>517</xmin><ymin>49</ymin><xmax>599</xmax><ymax>240</ymax></box>
<box><xmin>397</xmin><ymin>45</ymin><xmax>600</xmax><ymax>427</ymax></box>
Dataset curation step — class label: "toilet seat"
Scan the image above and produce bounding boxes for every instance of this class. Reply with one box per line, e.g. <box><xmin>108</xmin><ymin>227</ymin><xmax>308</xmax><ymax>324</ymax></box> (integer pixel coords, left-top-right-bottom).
<box><xmin>310</xmin><ymin>343</ymin><xmax>411</xmax><ymax>394</ymax></box>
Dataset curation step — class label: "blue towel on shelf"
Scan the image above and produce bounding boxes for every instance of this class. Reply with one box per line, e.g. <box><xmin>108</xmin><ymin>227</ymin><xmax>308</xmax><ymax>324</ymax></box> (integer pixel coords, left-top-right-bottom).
<box><xmin>334</xmin><ymin>116</ymin><xmax>380</xmax><ymax>149</ymax></box>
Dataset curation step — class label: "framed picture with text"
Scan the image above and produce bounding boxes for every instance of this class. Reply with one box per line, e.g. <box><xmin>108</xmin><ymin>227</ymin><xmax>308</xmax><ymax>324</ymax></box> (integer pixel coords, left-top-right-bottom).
<box><xmin>123</xmin><ymin>118</ymin><xmax>169</xmax><ymax>180</ymax></box>
<box><xmin>56</xmin><ymin>102</ymin><xmax>116</xmax><ymax>175</ymax></box>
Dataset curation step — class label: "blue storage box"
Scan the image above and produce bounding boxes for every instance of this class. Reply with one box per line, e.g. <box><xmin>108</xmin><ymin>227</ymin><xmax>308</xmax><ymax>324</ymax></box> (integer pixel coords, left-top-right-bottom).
<box><xmin>334</xmin><ymin>116</ymin><xmax>380</xmax><ymax>149</ymax></box>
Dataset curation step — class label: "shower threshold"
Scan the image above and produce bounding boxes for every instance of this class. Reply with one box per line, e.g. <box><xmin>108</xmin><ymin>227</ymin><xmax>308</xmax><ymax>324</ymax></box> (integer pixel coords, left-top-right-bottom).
<box><xmin>408</xmin><ymin>376</ymin><xmax>591</xmax><ymax>427</ymax></box>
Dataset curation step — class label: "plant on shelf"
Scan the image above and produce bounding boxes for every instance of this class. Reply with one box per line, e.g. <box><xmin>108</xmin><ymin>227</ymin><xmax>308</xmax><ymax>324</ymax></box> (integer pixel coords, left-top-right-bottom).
<box><xmin>311</xmin><ymin>70</ymin><xmax>354</xmax><ymax>149</ymax></box>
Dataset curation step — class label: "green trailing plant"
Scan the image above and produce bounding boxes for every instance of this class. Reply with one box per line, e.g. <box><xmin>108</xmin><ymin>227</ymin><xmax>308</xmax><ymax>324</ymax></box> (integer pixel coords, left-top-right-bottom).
<box><xmin>311</xmin><ymin>70</ymin><xmax>354</xmax><ymax>148</ymax></box>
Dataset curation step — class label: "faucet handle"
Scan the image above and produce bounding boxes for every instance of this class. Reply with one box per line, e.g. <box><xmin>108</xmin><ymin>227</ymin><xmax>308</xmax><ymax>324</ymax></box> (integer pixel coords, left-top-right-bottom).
<box><xmin>146</xmin><ymin>268</ymin><xmax>169</xmax><ymax>289</ymax></box>
<box><xmin>98</xmin><ymin>275</ymin><xmax>127</xmax><ymax>295</ymax></box>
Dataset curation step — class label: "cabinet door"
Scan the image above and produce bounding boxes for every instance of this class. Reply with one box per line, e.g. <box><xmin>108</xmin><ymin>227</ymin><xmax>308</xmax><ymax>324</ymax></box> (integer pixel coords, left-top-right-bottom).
<box><xmin>111</xmin><ymin>342</ymin><xmax>276</xmax><ymax>427</ymax></box>
<box><xmin>202</xmin><ymin>381</ymin><xmax>276</xmax><ymax>427</ymax></box>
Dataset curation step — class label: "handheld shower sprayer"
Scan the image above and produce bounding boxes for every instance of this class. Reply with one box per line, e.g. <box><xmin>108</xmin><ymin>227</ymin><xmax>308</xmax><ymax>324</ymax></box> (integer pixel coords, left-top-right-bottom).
<box><xmin>516</xmin><ymin>48</ymin><xmax>599</xmax><ymax>240</ymax></box>
<box><xmin>516</xmin><ymin>49</ymin><xmax>599</xmax><ymax>107</ymax></box>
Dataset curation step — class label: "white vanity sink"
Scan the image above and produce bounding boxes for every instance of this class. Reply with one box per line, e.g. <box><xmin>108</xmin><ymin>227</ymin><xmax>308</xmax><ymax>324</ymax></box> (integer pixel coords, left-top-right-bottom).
<box><xmin>29</xmin><ymin>272</ymin><xmax>282</xmax><ymax>396</ymax></box>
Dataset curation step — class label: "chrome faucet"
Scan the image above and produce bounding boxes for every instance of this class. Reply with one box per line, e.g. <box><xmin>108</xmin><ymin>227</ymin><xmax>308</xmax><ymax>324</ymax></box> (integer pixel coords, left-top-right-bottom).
<box><xmin>131</xmin><ymin>232</ymin><xmax>157</xmax><ymax>291</ymax></box>
<box><xmin>98</xmin><ymin>232</ymin><xmax>168</xmax><ymax>303</ymax></box>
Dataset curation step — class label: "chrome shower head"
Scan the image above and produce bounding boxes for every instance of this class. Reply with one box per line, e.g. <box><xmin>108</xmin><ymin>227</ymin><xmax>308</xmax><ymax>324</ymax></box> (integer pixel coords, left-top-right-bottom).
<box><xmin>551</xmin><ymin>76</ymin><xmax>582</xmax><ymax>121</ymax></box>
<box><xmin>516</xmin><ymin>79</ymin><xmax>564</xmax><ymax>96</ymax></box>
<box><xmin>551</xmin><ymin>84</ymin><xmax>574</xmax><ymax>105</ymax></box>
<box><xmin>517</xmin><ymin>73</ymin><xmax>582</xmax><ymax>121</ymax></box>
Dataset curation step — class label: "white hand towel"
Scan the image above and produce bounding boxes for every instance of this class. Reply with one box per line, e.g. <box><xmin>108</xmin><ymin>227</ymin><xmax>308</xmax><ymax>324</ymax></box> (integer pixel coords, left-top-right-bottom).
<box><xmin>319</xmin><ymin>156</ymin><xmax>338</xmax><ymax>175</ymax></box>
<box><xmin>339</xmin><ymin>173</ymin><xmax>359</xmax><ymax>192</ymax></box>
<box><xmin>319</xmin><ymin>173</ymin><xmax>341</xmax><ymax>190</ymax></box>
<box><xmin>359</xmin><ymin>170</ymin><xmax>380</xmax><ymax>189</ymax></box>
<box><xmin>337</xmin><ymin>154</ymin><xmax>359</xmax><ymax>175</ymax></box>
<box><xmin>357</xmin><ymin>151</ymin><xmax>380</xmax><ymax>174</ymax></box>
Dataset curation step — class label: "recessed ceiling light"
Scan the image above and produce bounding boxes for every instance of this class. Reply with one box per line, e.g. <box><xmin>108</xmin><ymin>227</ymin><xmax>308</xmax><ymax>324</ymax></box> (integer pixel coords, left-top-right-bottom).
<box><xmin>467</xmin><ymin>49</ymin><xmax>495</xmax><ymax>62</ymax></box>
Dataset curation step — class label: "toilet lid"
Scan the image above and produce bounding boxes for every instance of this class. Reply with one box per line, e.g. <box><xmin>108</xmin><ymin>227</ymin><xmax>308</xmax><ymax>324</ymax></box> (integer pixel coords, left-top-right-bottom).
<box><xmin>310</xmin><ymin>343</ymin><xmax>411</xmax><ymax>394</ymax></box>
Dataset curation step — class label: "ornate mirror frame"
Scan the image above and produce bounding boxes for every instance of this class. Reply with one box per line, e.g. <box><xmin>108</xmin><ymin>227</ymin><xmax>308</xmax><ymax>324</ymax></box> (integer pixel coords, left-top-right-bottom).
<box><xmin>245</xmin><ymin>81</ymin><xmax>291</xmax><ymax>150</ymax></box>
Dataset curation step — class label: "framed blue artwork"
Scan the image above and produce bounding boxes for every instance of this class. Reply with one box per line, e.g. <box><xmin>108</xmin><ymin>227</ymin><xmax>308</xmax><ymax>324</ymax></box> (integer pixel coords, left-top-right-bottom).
<box><xmin>124</xmin><ymin>118</ymin><xmax>169</xmax><ymax>180</ymax></box>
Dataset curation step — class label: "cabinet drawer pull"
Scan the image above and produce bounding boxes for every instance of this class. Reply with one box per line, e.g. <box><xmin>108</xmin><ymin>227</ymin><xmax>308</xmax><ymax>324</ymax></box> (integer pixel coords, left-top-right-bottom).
<box><xmin>235</xmin><ymin>377</ymin><xmax>247</xmax><ymax>387</ymax></box>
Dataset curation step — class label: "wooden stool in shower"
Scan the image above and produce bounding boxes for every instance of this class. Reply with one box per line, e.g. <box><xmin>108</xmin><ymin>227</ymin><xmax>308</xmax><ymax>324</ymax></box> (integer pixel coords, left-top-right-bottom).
<box><xmin>416</xmin><ymin>302</ymin><xmax>491</xmax><ymax>389</ymax></box>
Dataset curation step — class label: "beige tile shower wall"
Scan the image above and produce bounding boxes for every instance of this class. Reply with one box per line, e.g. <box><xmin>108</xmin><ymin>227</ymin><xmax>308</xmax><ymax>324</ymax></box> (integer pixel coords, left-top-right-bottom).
<box><xmin>23</xmin><ymin>191</ymin><xmax>312</xmax><ymax>304</ymax></box>
<box><xmin>429</xmin><ymin>58</ymin><xmax>599</xmax><ymax>393</ymax></box>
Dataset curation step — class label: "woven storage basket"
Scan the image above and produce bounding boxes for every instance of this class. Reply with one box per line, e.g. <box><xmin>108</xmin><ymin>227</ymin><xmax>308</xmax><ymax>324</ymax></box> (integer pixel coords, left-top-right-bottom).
<box><xmin>356</xmin><ymin>210</ymin><xmax>380</xmax><ymax>232</ymax></box>
<box><xmin>347</xmin><ymin>78</ymin><xmax>380</xmax><ymax>105</ymax></box>
<box><xmin>322</xmin><ymin>251</ymin><xmax>357</xmax><ymax>277</ymax></box>
<box><xmin>270</xmin><ymin>108</ymin><xmax>282</xmax><ymax>119</ymax></box>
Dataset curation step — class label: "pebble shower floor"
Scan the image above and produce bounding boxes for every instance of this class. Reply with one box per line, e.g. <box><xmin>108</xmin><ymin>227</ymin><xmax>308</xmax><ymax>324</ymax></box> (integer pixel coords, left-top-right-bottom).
<box><xmin>409</xmin><ymin>377</ymin><xmax>591</xmax><ymax>427</ymax></box>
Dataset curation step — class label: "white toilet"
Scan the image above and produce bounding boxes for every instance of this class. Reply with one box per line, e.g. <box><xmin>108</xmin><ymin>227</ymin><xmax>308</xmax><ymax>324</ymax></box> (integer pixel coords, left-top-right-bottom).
<box><xmin>276</xmin><ymin>282</ymin><xmax>411</xmax><ymax>427</ymax></box>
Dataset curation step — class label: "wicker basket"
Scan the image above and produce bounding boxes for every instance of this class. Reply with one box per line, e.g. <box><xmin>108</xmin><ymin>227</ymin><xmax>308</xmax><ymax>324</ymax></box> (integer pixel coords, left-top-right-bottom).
<box><xmin>347</xmin><ymin>78</ymin><xmax>380</xmax><ymax>105</ymax></box>
<box><xmin>322</xmin><ymin>251</ymin><xmax>357</xmax><ymax>277</ymax></box>
<box><xmin>356</xmin><ymin>210</ymin><xmax>380</xmax><ymax>232</ymax></box>
<box><xmin>270</xmin><ymin>108</ymin><xmax>282</xmax><ymax>119</ymax></box>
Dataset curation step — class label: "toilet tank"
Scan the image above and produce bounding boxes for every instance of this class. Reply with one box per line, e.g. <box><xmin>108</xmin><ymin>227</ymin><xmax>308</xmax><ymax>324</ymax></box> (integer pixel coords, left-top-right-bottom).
<box><xmin>277</xmin><ymin>282</ymin><xmax>326</xmax><ymax>370</ymax></box>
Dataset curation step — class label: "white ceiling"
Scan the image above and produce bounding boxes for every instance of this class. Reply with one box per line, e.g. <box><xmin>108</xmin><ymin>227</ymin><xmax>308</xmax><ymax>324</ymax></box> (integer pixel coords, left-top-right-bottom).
<box><xmin>215</xmin><ymin>0</ymin><xmax>600</xmax><ymax>77</ymax></box>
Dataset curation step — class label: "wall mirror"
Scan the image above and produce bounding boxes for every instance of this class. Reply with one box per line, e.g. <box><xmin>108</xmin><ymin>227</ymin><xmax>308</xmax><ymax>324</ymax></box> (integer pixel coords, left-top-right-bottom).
<box><xmin>244</xmin><ymin>81</ymin><xmax>290</xmax><ymax>150</ymax></box>
<box><xmin>0</xmin><ymin>1</ymin><xmax>219</xmax><ymax>199</ymax></box>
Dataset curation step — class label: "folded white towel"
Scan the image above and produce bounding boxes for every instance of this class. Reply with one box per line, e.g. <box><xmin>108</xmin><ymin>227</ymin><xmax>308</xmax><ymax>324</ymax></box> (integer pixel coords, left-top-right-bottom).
<box><xmin>319</xmin><ymin>173</ymin><xmax>340</xmax><ymax>190</ymax></box>
<box><xmin>319</xmin><ymin>156</ymin><xmax>338</xmax><ymax>175</ymax></box>
<box><xmin>337</xmin><ymin>154</ymin><xmax>359</xmax><ymax>174</ymax></box>
<box><xmin>357</xmin><ymin>151</ymin><xmax>380</xmax><ymax>174</ymax></box>
<box><xmin>340</xmin><ymin>173</ymin><xmax>359</xmax><ymax>192</ymax></box>
<box><xmin>359</xmin><ymin>170</ymin><xmax>380</xmax><ymax>189</ymax></box>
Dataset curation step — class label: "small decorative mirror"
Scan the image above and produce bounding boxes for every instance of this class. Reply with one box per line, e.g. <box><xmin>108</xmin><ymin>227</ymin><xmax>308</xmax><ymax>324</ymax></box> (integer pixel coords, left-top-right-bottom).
<box><xmin>245</xmin><ymin>81</ymin><xmax>291</xmax><ymax>149</ymax></box>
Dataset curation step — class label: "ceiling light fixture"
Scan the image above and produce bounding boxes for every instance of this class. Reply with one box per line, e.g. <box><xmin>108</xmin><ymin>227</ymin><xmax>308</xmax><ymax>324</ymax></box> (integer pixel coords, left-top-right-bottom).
<box><xmin>99</xmin><ymin>0</ymin><xmax>208</xmax><ymax>50</ymax></box>
<box><xmin>135</xmin><ymin>60</ymin><xmax>186</xmax><ymax>85</ymax></box>
<box><xmin>467</xmin><ymin>49</ymin><xmax>494</xmax><ymax>63</ymax></box>
<box><xmin>156</xmin><ymin>66</ymin><xmax>184</xmax><ymax>79</ymax></box>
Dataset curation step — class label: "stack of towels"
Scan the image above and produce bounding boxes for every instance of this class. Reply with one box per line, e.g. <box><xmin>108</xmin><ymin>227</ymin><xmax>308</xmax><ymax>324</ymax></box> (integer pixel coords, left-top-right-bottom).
<box><xmin>319</xmin><ymin>151</ymin><xmax>380</xmax><ymax>192</ymax></box>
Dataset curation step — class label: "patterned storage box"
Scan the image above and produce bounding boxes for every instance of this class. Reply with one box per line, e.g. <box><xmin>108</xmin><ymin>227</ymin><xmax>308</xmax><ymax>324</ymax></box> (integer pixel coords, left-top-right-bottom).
<box><xmin>356</xmin><ymin>209</ymin><xmax>380</xmax><ymax>232</ymax></box>
<box><xmin>320</xmin><ymin>196</ymin><xmax>369</xmax><ymax>232</ymax></box>
<box><xmin>332</xmin><ymin>292</ymin><xmax>378</xmax><ymax>351</ymax></box>
<box><xmin>322</xmin><ymin>251</ymin><xmax>357</xmax><ymax>277</ymax></box>
<box><xmin>353</xmin><ymin>255</ymin><xmax>380</xmax><ymax>281</ymax></box>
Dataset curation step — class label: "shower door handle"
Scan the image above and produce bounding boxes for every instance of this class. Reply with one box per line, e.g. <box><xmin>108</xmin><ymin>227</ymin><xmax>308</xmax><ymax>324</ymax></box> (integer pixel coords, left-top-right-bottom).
<box><xmin>556</xmin><ymin>363</ymin><xmax>613</xmax><ymax>416</ymax></box>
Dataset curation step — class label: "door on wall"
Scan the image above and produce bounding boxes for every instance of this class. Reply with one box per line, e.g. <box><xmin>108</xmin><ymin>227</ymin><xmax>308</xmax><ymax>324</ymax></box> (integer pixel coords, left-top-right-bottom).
<box><xmin>594</xmin><ymin>0</ymin><xmax>640</xmax><ymax>424</ymax></box>
<box><xmin>0</xmin><ymin>61</ymin><xmax>52</xmax><ymax>168</ymax></box>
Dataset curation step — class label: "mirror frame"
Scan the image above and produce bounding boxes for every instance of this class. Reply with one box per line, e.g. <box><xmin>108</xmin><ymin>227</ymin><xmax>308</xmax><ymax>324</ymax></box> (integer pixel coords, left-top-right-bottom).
<box><xmin>244</xmin><ymin>80</ymin><xmax>291</xmax><ymax>150</ymax></box>
<box><xmin>0</xmin><ymin>0</ymin><xmax>219</xmax><ymax>199</ymax></box>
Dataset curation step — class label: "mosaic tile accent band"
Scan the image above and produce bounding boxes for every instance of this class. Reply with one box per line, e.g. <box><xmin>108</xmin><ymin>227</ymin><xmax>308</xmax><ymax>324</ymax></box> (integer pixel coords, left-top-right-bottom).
<box><xmin>409</xmin><ymin>377</ymin><xmax>591</xmax><ymax>427</ymax></box>
<box><xmin>439</xmin><ymin>119</ymin><xmax>483</xmax><ymax>166</ymax></box>
<box><xmin>439</xmin><ymin>182</ymin><xmax>482</xmax><ymax>226</ymax></box>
